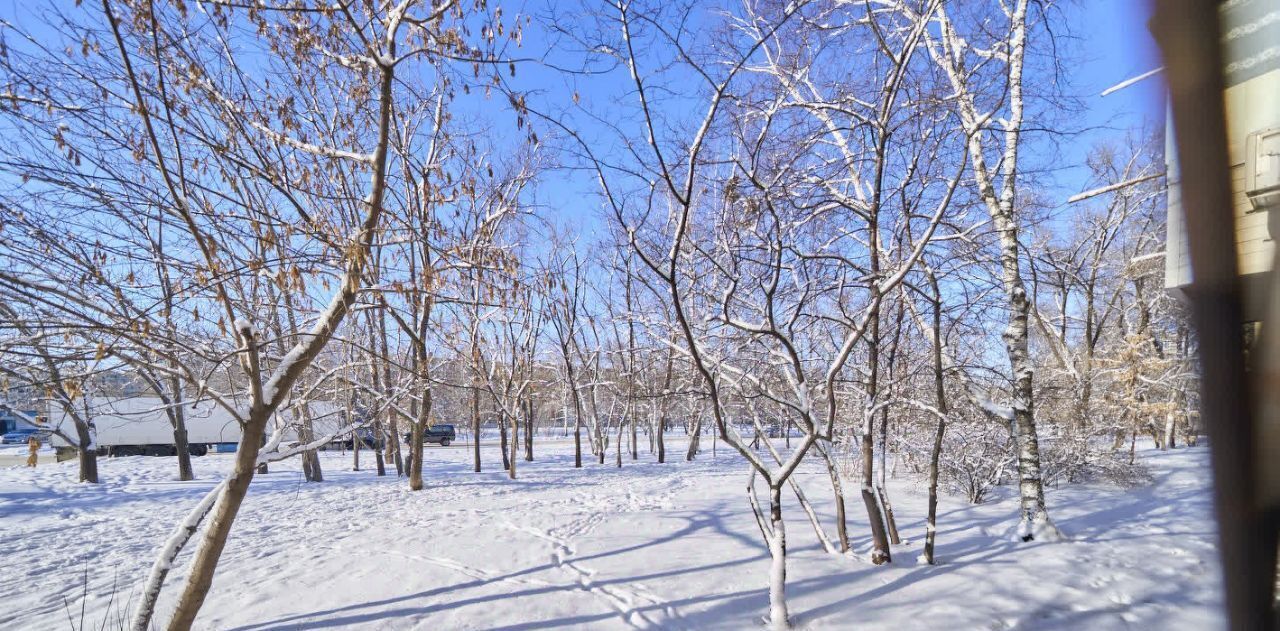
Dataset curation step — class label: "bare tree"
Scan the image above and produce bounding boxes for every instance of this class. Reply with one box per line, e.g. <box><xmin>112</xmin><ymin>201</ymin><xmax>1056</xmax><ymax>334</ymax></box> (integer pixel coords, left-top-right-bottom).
<box><xmin>920</xmin><ymin>0</ymin><xmax>1062</xmax><ymax>541</ymax></box>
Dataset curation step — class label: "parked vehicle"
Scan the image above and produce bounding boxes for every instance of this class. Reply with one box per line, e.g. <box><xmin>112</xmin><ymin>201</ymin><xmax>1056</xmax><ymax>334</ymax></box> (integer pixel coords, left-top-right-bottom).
<box><xmin>2</xmin><ymin>427</ymin><xmax>51</xmax><ymax>444</ymax></box>
<box><xmin>403</xmin><ymin>424</ymin><xmax>456</xmax><ymax>446</ymax></box>
<box><xmin>337</xmin><ymin>428</ymin><xmax>378</xmax><ymax>450</ymax></box>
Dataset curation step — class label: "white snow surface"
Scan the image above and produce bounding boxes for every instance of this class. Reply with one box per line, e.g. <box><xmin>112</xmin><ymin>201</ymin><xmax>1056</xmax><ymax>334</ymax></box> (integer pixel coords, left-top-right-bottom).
<box><xmin>0</xmin><ymin>441</ymin><xmax>1223</xmax><ymax>630</ymax></box>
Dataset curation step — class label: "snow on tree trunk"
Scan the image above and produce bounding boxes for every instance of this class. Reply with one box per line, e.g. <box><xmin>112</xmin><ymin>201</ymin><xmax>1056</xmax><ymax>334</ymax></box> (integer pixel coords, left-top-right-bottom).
<box><xmin>686</xmin><ymin>415</ymin><xmax>702</xmax><ymax>461</ymax></box>
<box><xmin>877</xmin><ymin>484</ymin><xmax>901</xmax><ymax>546</ymax></box>
<box><xmin>78</xmin><ymin>447</ymin><xmax>99</xmax><ymax>484</ymax></box>
<box><xmin>300</xmin><ymin>403</ymin><xmax>323</xmax><ymax>482</ymax></box>
<box><xmin>862</xmin><ymin>414</ymin><xmax>892</xmax><ymax>563</ymax></box>
<box><xmin>933</xmin><ymin>0</ymin><xmax>1058</xmax><ymax>543</ymax></box>
<box><xmin>1008</xmin><ymin>317</ymin><xmax>1057</xmax><ymax>541</ymax></box>
<box><xmin>815</xmin><ymin>440</ymin><xmax>850</xmax><ymax>552</ymax></box>
<box><xmin>787</xmin><ymin>474</ymin><xmax>838</xmax><ymax>555</ymax></box>
<box><xmin>390</xmin><ymin>411</ymin><xmax>404</xmax><ymax>477</ymax></box>
<box><xmin>76</xmin><ymin>422</ymin><xmax>99</xmax><ymax>484</ymax></box>
<box><xmin>767</xmin><ymin>485</ymin><xmax>788</xmax><ymax>631</ymax></box>
<box><xmin>131</xmin><ymin>479</ymin><xmax>226</xmax><ymax>631</ymax></box>
<box><xmin>862</xmin><ymin>485</ymin><xmax>893</xmax><ymax>564</ymax></box>
<box><xmin>166</xmin><ymin>396</ymin><xmax>271</xmax><ymax>629</ymax></box>
<box><xmin>256</xmin><ymin>432</ymin><xmax>269</xmax><ymax>475</ymax></box>
<box><xmin>863</xmin><ymin>301</ymin><xmax>892</xmax><ymax>562</ymax></box>
<box><xmin>924</xmin><ymin>271</ymin><xmax>948</xmax><ymax>565</ymax></box>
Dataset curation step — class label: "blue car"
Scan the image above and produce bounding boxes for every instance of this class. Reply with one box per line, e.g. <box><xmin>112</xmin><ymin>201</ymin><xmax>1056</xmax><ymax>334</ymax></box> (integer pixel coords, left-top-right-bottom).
<box><xmin>2</xmin><ymin>428</ymin><xmax>52</xmax><ymax>444</ymax></box>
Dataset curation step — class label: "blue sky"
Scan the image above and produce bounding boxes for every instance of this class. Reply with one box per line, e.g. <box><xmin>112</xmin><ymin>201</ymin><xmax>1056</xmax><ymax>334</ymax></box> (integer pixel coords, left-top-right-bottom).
<box><xmin>1050</xmin><ymin>0</ymin><xmax>1165</xmax><ymax>199</ymax></box>
<box><xmin>500</xmin><ymin>0</ymin><xmax>1172</xmax><ymax>248</ymax></box>
<box><xmin>0</xmin><ymin>0</ymin><xmax>1169</xmax><ymax>247</ymax></box>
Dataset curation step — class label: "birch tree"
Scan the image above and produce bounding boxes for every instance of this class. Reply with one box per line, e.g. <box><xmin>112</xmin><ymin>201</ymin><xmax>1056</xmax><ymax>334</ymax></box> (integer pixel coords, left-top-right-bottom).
<box><xmin>920</xmin><ymin>0</ymin><xmax>1062</xmax><ymax>541</ymax></box>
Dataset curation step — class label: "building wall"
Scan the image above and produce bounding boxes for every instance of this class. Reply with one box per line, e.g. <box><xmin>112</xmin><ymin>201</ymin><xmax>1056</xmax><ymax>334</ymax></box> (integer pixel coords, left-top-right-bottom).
<box><xmin>1227</xmin><ymin>68</ymin><xmax>1279</xmax><ymax>279</ymax></box>
<box><xmin>1164</xmin><ymin>0</ymin><xmax>1280</xmax><ymax>311</ymax></box>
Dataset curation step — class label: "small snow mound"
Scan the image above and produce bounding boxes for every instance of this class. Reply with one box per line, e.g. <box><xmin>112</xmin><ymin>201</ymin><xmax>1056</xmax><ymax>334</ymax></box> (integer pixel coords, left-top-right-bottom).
<box><xmin>1009</xmin><ymin>517</ymin><xmax>1066</xmax><ymax>543</ymax></box>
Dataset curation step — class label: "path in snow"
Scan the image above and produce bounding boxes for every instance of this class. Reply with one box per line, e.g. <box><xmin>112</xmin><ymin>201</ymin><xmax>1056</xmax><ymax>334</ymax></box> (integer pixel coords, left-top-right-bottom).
<box><xmin>0</xmin><ymin>440</ymin><xmax>1223</xmax><ymax>630</ymax></box>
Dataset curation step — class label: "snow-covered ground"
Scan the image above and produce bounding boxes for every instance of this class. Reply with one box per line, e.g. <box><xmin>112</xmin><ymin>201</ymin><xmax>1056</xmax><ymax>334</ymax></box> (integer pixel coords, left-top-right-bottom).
<box><xmin>0</xmin><ymin>439</ymin><xmax>1223</xmax><ymax>630</ymax></box>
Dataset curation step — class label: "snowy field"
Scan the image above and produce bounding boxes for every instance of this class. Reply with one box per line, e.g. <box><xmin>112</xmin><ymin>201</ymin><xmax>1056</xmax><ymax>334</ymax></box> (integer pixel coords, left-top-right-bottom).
<box><xmin>0</xmin><ymin>440</ymin><xmax>1223</xmax><ymax>630</ymax></box>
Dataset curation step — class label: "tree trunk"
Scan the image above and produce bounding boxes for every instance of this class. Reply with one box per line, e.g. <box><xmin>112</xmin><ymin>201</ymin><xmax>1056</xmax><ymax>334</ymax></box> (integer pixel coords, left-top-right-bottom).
<box><xmin>76</xmin><ymin>423</ymin><xmax>99</xmax><ymax>484</ymax></box>
<box><xmin>352</xmin><ymin>428</ymin><xmax>361</xmax><ymax>471</ymax></box>
<box><xmin>657</xmin><ymin>416</ymin><xmax>666</xmax><ymax>463</ymax></box>
<box><xmin>648</xmin><ymin>411</ymin><xmax>655</xmax><ymax>455</ymax></box>
<box><xmin>508</xmin><ymin>411</ymin><xmax>518</xmax><ymax>480</ymax></box>
<box><xmin>767</xmin><ymin>485</ymin><xmax>788</xmax><ymax>630</ymax></box>
<box><xmin>409</xmin><ymin>420</ymin><xmax>425</xmax><ymax>491</ymax></box>
<box><xmin>173</xmin><ymin>424</ymin><xmax>193</xmax><ymax>481</ymax></box>
<box><xmin>863</xmin><ymin>289</ymin><xmax>891</xmax><ymax>563</ymax></box>
<box><xmin>861</xmin><ymin>485</ymin><xmax>892</xmax><ymax>564</ymax></box>
<box><xmin>169</xmin><ymin>375</ymin><xmax>194</xmax><ymax>482</ymax></box>
<box><xmin>374</xmin><ymin>416</ymin><xmax>386</xmax><ymax>477</ymax></box>
<box><xmin>990</xmin><ymin>139</ymin><xmax>1057</xmax><ymax>539</ymax></box>
<box><xmin>924</xmin><ymin>271</ymin><xmax>949</xmax><ymax>565</ymax></box>
<box><xmin>574</xmin><ymin>415</ymin><xmax>583</xmax><ymax>468</ymax></box>
<box><xmin>597</xmin><ymin>416</ymin><xmax>606</xmax><ymax>465</ymax></box>
<box><xmin>165</xmin><ymin>406</ymin><xmax>269</xmax><ymax>630</ymax></box>
<box><xmin>305</xmin><ymin>446</ymin><xmax>322</xmax><ymax>480</ymax></box>
<box><xmin>524</xmin><ymin>396</ymin><xmax>534</xmax><ymax>462</ymax></box>
<box><xmin>300</xmin><ymin>403</ymin><xmax>323</xmax><ymax>482</ymax></box>
<box><xmin>367</xmin><ymin>353</ymin><xmax>387</xmax><ymax>478</ymax></box>
<box><xmin>1076</xmin><ymin>373</ymin><xmax>1093</xmax><ymax>434</ymax></box>
<box><xmin>877</xmin><ymin>485</ymin><xmax>901</xmax><ymax>545</ymax></box>
<box><xmin>378</xmin><ymin>315</ymin><xmax>403</xmax><ymax>477</ymax></box>
<box><xmin>307</xmin><ymin>414</ymin><xmax>323</xmax><ymax>481</ymax></box>
<box><xmin>256</xmin><ymin>433</ymin><xmax>268</xmax><ymax>475</ymax></box>
<box><xmin>876</xmin><ymin>301</ymin><xmax>905</xmax><ymax>545</ymax></box>
<box><xmin>390</xmin><ymin>413</ymin><xmax>404</xmax><ymax>477</ymax></box>
<box><xmin>472</xmin><ymin>386</ymin><xmax>482</xmax><ymax>472</ymax></box>
<box><xmin>946</xmin><ymin>0</ymin><xmax>1056</xmax><ymax>542</ymax></box>
<box><xmin>1130</xmin><ymin>421</ymin><xmax>1139</xmax><ymax>465</ymax></box>
<box><xmin>500</xmin><ymin>414</ymin><xmax>511</xmax><ymax>471</ymax></box>
<box><xmin>815</xmin><ymin>440</ymin><xmax>849</xmax><ymax>552</ymax></box>
<box><xmin>862</xmin><ymin>412</ymin><xmax>891</xmax><ymax>563</ymax></box>
<box><xmin>686</xmin><ymin>416</ymin><xmax>701</xmax><ymax>461</ymax></box>
<box><xmin>411</xmin><ymin>384</ymin><xmax>432</xmax><ymax>490</ymax></box>
<box><xmin>302</xmin><ymin>450</ymin><xmax>316</xmax><ymax>482</ymax></box>
<box><xmin>1008</xmin><ymin>309</ymin><xmax>1056</xmax><ymax>540</ymax></box>
<box><xmin>924</xmin><ymin>415</ymin><xmax>946</xmax><ymax>564</ymax></box>
<box><xmin>131</xmin><ymin>479</ymin><xmax>224</xmax><ymax>631</ymax></box>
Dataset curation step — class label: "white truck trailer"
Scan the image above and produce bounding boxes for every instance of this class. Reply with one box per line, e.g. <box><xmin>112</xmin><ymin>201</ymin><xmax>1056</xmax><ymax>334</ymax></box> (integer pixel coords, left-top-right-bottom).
<box><xmin>48</xmin><ymin>397</ymin><xmax>241</xmax><ymax>456</ymax></box>
<box><xmin>47</xmin><ymin>397</ymin><xmax>356</xmax><ymax>456</ymax></box>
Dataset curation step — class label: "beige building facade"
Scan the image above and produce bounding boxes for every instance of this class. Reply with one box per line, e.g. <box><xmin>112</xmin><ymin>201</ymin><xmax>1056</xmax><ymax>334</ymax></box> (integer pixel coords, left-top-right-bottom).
<box><xmin>1165</xmin><ymin>0</ymin><xmax>1280</xmax><ymax>319</ymax></box>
